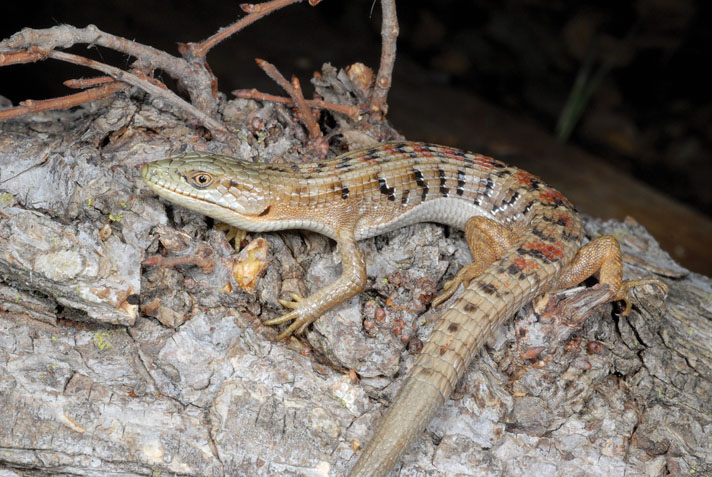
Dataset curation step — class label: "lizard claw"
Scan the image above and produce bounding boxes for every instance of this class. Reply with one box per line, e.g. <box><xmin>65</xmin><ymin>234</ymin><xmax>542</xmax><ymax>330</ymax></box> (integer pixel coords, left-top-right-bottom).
<box><xmin>278</xmin><ymin>292</ymin><xmax>304</xmax><ymax>310</ymax></box>
<box><xmin>278</xmin><ymin>316</ymin><xmax>312</xmax><ymax>340</ymax></box>
<box><xmin>263</xmin><ymin>309</ymin><xmax>300</xmax><ymax>326</ymax></box>
<box><xmin>265</xmin><ymin>292</ymin><xmax>317</xmax><ymax>340</ymax></box>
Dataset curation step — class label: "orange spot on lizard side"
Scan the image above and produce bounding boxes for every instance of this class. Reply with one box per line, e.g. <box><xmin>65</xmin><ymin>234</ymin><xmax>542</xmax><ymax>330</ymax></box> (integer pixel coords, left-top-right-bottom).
<box><xmin>539</xmin><ymin>189</ymin><xmax>569</xmax><ymax>207</ymax></box>
<box><xmin>512</xmin><ymin>256</ymin><xmax>540</xmax><ymax>271</ymax></box>
<box><xmin>521</xmin><ymin>241</ymin><xmax>565</xmax><ymax>261</ymax></box>
<box><xmin>472</xmin><ymin>154</ymin><xmax>498</xmax><ymax>170</ymax></box>
<box><xmin>514</xmin><ymin>169</ymin><xmax>539</xmax><ymax>185</ymax></box>
<box><xmin>553</xmin><ymin>211</ymin><xmax>576</xmax><ymax>229</ymax></box>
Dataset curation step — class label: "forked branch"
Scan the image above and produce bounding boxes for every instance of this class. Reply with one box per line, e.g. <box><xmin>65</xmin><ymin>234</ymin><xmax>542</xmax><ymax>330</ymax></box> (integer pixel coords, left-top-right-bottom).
<box><xmin>233</xmin><ymin>88</ymin><xmax>361</xmax><ymax>119</ymax></box>
<box><xmin>0</xmin><ymin>0</ymin><xmax>398</xmax><ymax>140</ymax></box>
<box><xmin>186</xmin><ymin>0</ymin><xmax>323</xmax><ymax>58</ymax></box>
<box><xmin>0</xmin><ymin>1</ymin><xmax>324</xmax><ymax>137</ymax></box>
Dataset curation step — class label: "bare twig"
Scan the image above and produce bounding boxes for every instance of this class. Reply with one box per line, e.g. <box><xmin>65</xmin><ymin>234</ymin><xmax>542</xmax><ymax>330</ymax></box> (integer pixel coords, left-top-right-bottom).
<box><xmin>233</xmin><ymin>88</ymin><xmax>361</xmax><ymax>119</ymax></box>
<box><xmin>142</xmin><ymin>250</ymin><xmax>215</xmax><ymax>275</ymax></box>
<box><xmin>63</xmin><ymin>76</ymin><xmax>116</xmax><ymax>89</ymax></box>
<box><xmin>255</xmin><ymin>59</ymin><xmax>295</xmax><ymax>95</ymax></box>
<box><xmin>0</xmin><ymin>81</ymin><xmax>128</xmax><ymax>121</ymax></box>
<box><xmin>1</xmin><ymin>2</ymin><xmax>328</xmax><ymax>131</ymax></box>
<box><xmin>1</xmin><ymin>25</ymin><xmax>194</xmax><ymax>86</ymax></box>
<box><xmin>290</xmin><ymin>76</ymin><xmax>321</xmax><ymax>138</ymax></box>
<box><xmin>43</xmin><ymin>50</ymin><xmax>229</xmax><ymax>138</ymax></box>
<box><xmin>1</xmin><ymin>2</ymin><xmax>336</xmax><ymax>137</ymax></box>
<box><xmin>369</xmin><ymin>0</ymin><xmax>398</xmax><ymax>115</ymax></box>
<box><xmin>255</xmin><ymin>58</ymin><xmax>321</xmax><ymax>139</ymax></box>
<box><xmin>0</xmin><ymin>48</ymin><xmax>47</xmax><ymax>66</ymax></box>
<box><xmin>188</xmin><ymin>0</ymin><xmax>307</xmax><ymax>58</ymax></box>
<box><xmin>0</xmin><ymin>24</ymin><xmax>218</xmax><ymax>115</ymax></box>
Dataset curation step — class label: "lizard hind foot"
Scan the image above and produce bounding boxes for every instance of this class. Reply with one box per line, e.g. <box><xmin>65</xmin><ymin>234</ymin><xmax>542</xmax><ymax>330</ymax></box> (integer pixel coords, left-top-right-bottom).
<box><xmin>615</xmin><ymin>278</ymin><xmax>669</xmax><ymax>317</ymax></box>
<box><xmin>432</xmin><ymin>215</ymin><xmax>514</xmax><ymax>309</ymax></box>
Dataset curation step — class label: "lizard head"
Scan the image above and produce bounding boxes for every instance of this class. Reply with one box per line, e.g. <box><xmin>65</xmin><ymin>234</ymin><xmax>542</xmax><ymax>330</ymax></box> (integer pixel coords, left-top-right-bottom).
<box><xmin>141</xmin><ymin>152</ymin><xmax>275</xmax><ymax>231</ymax></box>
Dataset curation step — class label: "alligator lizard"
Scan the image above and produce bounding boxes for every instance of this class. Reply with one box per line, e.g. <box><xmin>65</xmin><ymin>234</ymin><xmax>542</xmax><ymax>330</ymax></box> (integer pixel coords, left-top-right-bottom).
<box><xmin>141</xmin><ymin>141</ymin><xmax>666</xmax><ymax>476</ymax></box>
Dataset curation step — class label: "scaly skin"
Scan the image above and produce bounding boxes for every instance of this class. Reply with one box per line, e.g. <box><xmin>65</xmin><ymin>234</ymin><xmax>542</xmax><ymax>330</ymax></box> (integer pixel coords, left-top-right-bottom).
<box><xmin>141</xmin><ymin>141</ymin><xmax>666</xmax><ymax>476</ymax></box>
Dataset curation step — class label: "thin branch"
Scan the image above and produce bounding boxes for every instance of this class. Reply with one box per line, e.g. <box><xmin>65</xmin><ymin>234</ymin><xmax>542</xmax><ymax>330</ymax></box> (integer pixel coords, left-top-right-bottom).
<box><xmin>1</xmin><ymin>3</ymin><xmax>329</xmax><ymax>134</ymax></box>
<box><xmin>63</xmin><ymin>76</ymin><xmax>116</xmax><ymax>89</ymax></box>
<box><xmin>255</xmin><ymin>58</ymin><xmax>321</xmax><ymax>139</ymax></box>
<box><xmin>44</xmin><ymin>50</ymin><xmax>229</xmax><ymax>138</ymax></box>
<box><xmin>290</xmin><ymin>75</ymin><xmax>321</xmax><ymax>138</ymax></box>
<box><xmin>1</xmin><ymin>24</ymin><xmax>218</xmax><ymax>114</ymax></box>
<box><xmin>0</xmin><ymin>81</ymin><xmax>128</xmax><ymax>121</ymax></box>
<box><xmin>0</xmin><ymin>48</ymin><xmax>47</xmax><ymax>66</ymax></box>
<box><xmin>369</xmin><ymin>0</ymin><xmax>398</xmax><ymax>115</ymax></box>
<box><xmin>233</xmin><ymin>88</ymin><xmax>361</xmax><ymax>119</ymax></box>
<box><xmin>188</xmin><ymin>0</ymin><xmax>306</xmax><ymax>58</ymax></box>
<box><xmin>1</xmin><ymin>25</ymin><xmax>190</xmax><ymax>83</ymax></box>
<box><xmin>255</xmin><ymin>59</ymin><xmax>295</xmax><ymax>93</ymax></box>
<box><xmin>142</xmin><ymin>251</ymin><xmax>214</xmax><ymax>275</ymax></box>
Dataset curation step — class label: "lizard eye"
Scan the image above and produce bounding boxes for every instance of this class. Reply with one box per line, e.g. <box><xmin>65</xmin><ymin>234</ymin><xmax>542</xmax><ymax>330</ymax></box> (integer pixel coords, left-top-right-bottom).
<box><xmin>190</xmin><ymin>172</ymin><xmax>213</xmax><ymax>188</ymax></box>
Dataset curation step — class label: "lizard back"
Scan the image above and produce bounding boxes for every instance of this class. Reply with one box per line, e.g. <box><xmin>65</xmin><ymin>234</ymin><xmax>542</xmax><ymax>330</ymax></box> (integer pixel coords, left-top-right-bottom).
<box><xmin>142</xmin><ymin>142</ymin><xmax>583</xmax><ymax>243</ymax></box>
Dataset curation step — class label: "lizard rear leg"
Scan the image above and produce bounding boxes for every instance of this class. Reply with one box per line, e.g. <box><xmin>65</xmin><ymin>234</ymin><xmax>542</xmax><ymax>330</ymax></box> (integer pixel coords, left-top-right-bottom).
<box><xmin>432</xmin><ymin>216</ymin><xmax>517</xmax><ymax>307</ymax></box>
<box><xmin>552</xmin><ymin>235</ymin><xmax>668</xmax><ymax>316</ymax></box>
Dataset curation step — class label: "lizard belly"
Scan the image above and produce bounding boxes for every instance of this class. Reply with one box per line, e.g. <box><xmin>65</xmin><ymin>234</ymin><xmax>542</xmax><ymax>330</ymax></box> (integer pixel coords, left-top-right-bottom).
<box><xmin>355</xmin><ymin>197</ymin><xmax>498</xmax><ymax>241</ymax></box>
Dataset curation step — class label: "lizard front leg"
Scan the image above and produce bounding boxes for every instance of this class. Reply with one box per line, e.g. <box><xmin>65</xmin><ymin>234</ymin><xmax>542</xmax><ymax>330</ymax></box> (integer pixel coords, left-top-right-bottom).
<box><xmin>264</xmin><ymin>231</ymin><xmax>367</xmax><ymax>340</ymax></box>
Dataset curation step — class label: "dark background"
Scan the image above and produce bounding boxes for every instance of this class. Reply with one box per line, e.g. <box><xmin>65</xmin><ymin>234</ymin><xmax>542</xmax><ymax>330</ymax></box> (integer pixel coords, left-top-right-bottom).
<box><xmin>1</xmin><ymin>0</ymin><xmax>710</xmax><ymax>272</ymax></box>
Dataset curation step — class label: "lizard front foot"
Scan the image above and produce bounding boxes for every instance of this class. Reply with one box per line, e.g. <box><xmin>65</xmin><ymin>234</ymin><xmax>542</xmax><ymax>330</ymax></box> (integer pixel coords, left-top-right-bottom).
<box><xmin>262</xmin><ymin>235</ymin><xmax>367</xmax><ymax>340</ymax></box>
<box><xmin>263</xmin><ymin>292</ymin><xmax>317</xmax><ymax>340</ymax></box>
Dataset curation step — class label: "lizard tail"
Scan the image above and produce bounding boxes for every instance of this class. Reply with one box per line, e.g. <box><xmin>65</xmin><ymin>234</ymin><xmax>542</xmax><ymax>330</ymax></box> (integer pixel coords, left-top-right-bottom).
<box><xmin>349</xmin><ymin>369</ymin><xmax>446</xmax><ymax>476</ymax></box>
<box><xmin>349</xmin><ymin>228</ymin><xmax>570</xmax><ymax>476</ymax></box>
